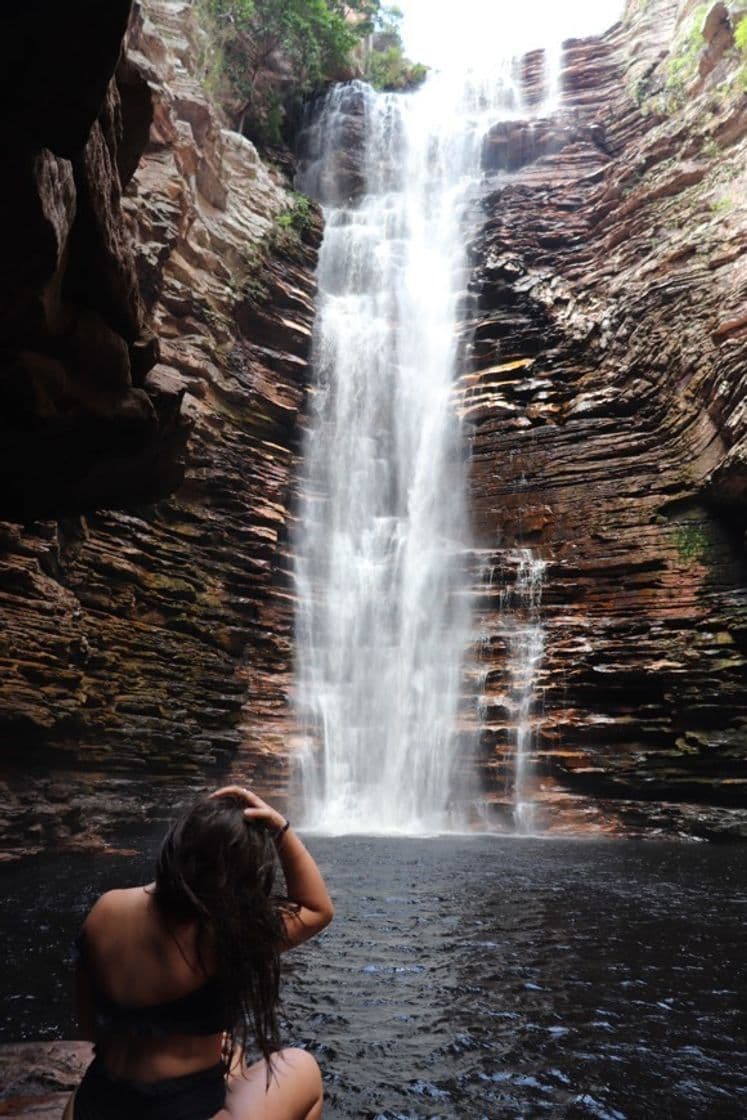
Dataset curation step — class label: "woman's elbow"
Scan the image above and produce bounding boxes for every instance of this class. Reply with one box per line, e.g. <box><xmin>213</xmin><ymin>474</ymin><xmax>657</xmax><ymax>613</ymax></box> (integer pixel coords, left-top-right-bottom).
<box><xmin>315</xmin><ymin>899</ymin><xmax>334</xmax><ymax>932</ymax></box>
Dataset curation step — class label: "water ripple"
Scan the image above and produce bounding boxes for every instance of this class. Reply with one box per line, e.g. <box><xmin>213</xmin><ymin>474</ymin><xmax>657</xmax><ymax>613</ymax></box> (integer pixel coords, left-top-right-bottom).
<box><xmin>2</xmin><ymin>836</ymin><xmax>746</xmax><ymax>1118</ymax></box>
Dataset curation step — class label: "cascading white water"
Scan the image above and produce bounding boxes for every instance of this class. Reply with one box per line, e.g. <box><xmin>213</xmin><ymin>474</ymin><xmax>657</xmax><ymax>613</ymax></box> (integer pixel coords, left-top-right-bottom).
<box><xmin>293</xmin><ymin>1</ymin><xmax>624</xmax><ymax>835</ymax></box>
<box><xmin>500</xmin><ymin>550</ymin><xmax>547</xmax><ymax>833</ymax></box>
<box><xmin>294</xmin><ymin>72</ymin><xmax>521</xmax><ymax>833</ymax></box>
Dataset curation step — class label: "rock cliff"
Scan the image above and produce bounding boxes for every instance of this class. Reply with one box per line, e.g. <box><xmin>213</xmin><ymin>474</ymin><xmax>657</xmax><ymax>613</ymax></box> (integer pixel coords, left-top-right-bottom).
<box><xmin>0</xmin><ymin>0</ymin><xmax>320</xmax><ymax>856</ymax></box>
<box><xmin>0</xmin><ymin>0</ymin><xmax>745</xmax><ymax>855</ymax></box>
<box><xmin>460</xmin><ymin>0</ymin><xmax>747</xmax><ymax>838</ymax></box>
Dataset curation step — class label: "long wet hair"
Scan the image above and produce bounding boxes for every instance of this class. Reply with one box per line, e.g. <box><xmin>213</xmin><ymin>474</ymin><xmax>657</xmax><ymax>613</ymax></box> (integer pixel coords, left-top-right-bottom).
<box><xmin>153</xmin><ymin>793</ymin><xmax>290</xmax><ymax>1067</ymax></box>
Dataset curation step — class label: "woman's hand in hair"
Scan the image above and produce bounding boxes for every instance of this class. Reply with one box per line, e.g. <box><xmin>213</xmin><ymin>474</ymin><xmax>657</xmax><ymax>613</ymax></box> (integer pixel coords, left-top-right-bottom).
<box><xmin>210</xmin><ymin>785</ymin><xmax>334</xmax><ymax>949</ymax></box>
<box><xmin>209</xmin><ymin>786</ymin><xmax>286</xmax><ymax>834</ymax></box>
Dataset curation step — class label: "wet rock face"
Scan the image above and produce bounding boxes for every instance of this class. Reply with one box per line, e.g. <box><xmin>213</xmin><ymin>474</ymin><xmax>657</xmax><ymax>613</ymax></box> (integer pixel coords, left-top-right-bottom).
<box><xmin>481</xmin><ymin>119</ymin><xmax>614</xmax><ymax>174</ymax></box>
<box><xmin>461</xmin><ymin>0</ymin><xmax>747</xmax><ymax>837</ymax></box>
<box><xmin>295</xmin><ymin>82</ymin><xmax>369</xmax><ymax>205</ymax></box>
<box><xmin>0</xmin><ymin>0</ymin><xmax>321</xmax><ymax>857</ymax></box>
<box><xmin>0</xmin><ymin>1</ymin><xmax>189</xmax><ymax>519</ymax></box>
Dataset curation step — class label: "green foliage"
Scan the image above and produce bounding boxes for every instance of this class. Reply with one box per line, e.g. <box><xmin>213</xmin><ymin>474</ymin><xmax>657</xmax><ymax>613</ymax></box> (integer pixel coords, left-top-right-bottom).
<box><xmin>194</xmin><ymin>0</ymin><xmax>251</xmax><ymax>105</ymax></box>
<box><xmin>276</xmin><ymin>191</ymin><xmax>313</xmax><ymax>233</ymax></box>
<box><xmin>248</xmin><ymin>90</ymin><xmax>284</xmax><ymax>145</ymax></box>
<box><xmin>632</xmin><ymin>75</ymin><xmax>648</xmax><ymax>105</ymax></box>
<box><xmin>202</xmin><ymin>0</ymin><xmax>255</xmax><ymax>21</ymax></box>
<box><xmin>247</xmin><ymin>0</ymin><xmax>358</xmax><ymax>90</ymax></box>
<box><xmin>665</xmin><ymin>4</ymin><xmax>709</xmax><ymax>105</ymax></box>
<box><xmin>243</xmin><ymin>271</ymin><xmax>270</xmax><ymax>304</ymax></box>
<box><xmin>675</xmin><ymin>523</ymin><xmax>710</xmax><ymax>564</ymax></box>
<box><xmin>194</xmin><ymin>0</ymin><xmax>427</xmax><ymax>144</ymax></box>
<box><xmin>195</xmin><ymin>0</ymin><xmax>389</xmax><ymax>143</ymax></box>
<box><xmin>364</xmin><ymin>11</ymin><xmax>427</xmax><ymax>91</ymax></box>
<box><xmin>367</xmin><ymin>45</ymin><xmax>427</xmax><ymax>90</ymax></box>
<box><xmin>735</xmin><ymin>15</ymin><xmax>747</xmax><ymax>55</ymax></box>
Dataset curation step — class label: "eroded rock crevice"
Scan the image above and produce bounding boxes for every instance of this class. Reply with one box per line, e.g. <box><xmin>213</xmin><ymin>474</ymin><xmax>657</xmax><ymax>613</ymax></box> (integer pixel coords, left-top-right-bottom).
<box><xmin>0</xmin><ymin>1</ymin><xmax>189</xmax><ymax>520</ymax></box>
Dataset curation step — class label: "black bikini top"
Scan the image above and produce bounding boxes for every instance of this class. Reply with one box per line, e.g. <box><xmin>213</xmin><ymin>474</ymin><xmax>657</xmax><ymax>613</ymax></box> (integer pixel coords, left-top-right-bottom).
<box><xmin>75</xmin><ymin>930</ymin><xmax>227</xmax><ymax>1038</ymax></box>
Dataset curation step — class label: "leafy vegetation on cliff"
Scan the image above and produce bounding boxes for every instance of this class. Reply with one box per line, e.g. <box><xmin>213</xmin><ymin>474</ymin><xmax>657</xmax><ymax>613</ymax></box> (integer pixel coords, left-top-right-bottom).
<box><xmin>195</xmin><ymin>0</ymin><xmax>384</xmax><ymax>143</ymax></box>
<box><xmin>736</xmin><ymin>14</ymin><xmax>747</xmax><ymax>90</ymax></box>
<box><xmin>365</xmin><ymin>43</ymin><xmax>426</xmax><ymax>89</ymax></box>
<box><xmin>736</xmin><ymin>14</ymin><xmax>747</xmax><ymax>53</ymax></box>
<box><xmin>664</xmin><ymin>2</ymin><xmax>708</xmax><ymax>105</ymax></box>
<box><xmin>632</xmin><ymin>3</ymin><xmax>747</xmax><ymax>112</ymax></box>
<box><xmin>195</xmin><ymin>0</ymin><xmax>426</xmax><ymax>144</ymax></box>
<box><xmin>363</xmin><ymin>14</ymin><xmax>427</xmax><ymax>91</ymax></box>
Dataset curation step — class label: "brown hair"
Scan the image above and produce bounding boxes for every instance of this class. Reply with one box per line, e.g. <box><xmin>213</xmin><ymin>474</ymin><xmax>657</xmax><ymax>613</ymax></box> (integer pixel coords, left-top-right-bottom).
<box><xmin>154</xmin><ymin>793</ymin><xmax>291</xmax><ymax>1067</ymax></box>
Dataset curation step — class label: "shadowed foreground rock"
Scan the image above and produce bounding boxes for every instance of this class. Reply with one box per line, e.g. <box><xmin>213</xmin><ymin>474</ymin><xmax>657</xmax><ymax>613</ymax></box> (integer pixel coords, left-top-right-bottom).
<box><xmin>0</xmin><ymin>0</ymin><xmax>190</xmax><ymax>518</ymax></box>
<box><xmin>0</xmin><ymin>1042</ymin><xmax>91</xmax><ymax>1119</ymax></box>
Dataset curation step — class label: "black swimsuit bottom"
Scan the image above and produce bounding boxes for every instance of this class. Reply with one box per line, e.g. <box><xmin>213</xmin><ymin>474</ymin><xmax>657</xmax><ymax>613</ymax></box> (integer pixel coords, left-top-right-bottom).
<box><xmin>73</xmin><ymin>1057</ymin><xmax>227</xmax><ymax>1120</ymax></box>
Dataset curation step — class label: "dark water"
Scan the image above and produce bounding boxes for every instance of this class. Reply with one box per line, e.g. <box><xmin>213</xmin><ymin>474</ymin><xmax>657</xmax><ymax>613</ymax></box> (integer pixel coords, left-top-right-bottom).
<box><xmin>1</xmin><ymin>835</ymin><xmax>746</xmax><ymax>1118</ymax></box>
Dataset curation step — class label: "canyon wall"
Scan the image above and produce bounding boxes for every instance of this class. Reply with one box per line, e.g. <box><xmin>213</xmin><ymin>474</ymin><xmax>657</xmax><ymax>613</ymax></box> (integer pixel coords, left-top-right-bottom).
<box><xmin>0</xmin><ymin>0</ymin><xmax>745</xmax><ymax>854</ymax></box>
<box><xmin>0</xmin><ymin>0</ymin><xmax>319</xmax><ymax>856</ymax></box>
<box><xmin>462</xmin><ymin>0</ymin><xmax>747</xmax><ymax>838</ymax></box>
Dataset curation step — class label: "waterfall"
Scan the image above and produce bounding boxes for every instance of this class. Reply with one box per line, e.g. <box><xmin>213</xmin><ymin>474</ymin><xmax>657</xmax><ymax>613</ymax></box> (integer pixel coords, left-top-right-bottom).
<box><xmin>500</xmin><ymin>550</ymin><xmax>547</xmax><ymax>833</ymax></box>
<box><xmin>294</xmin><ymin>71</ymin><xmax>522</xmax><ymax>834</ymax></box>
<box><xmin>293</xmin><ymin>2</ymin><xmax>624</xmax><ymax>835</ymax></box>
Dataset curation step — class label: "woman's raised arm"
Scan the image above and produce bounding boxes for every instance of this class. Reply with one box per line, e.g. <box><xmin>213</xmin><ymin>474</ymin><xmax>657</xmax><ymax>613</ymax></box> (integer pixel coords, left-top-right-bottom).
<box><xmin>210</xmin><ymin>786</ymin><xmax>334</xmax><ymax>949</ymax></box>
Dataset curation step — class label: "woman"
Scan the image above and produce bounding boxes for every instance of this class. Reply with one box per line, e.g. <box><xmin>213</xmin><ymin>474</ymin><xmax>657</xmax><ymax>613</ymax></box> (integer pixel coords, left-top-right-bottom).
<box><xmin>64</xmin><ymin>786</ymin><xmax>334</xmax><ymax>1120</ymax></box>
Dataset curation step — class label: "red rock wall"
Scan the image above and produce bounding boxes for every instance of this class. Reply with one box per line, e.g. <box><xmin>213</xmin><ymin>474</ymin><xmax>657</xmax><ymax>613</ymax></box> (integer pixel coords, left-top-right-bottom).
<box><xmin>462</xmin><ymin>0</ymin><xmax>747</xmax><ymax>838</ymax></box>
<box><xmin>0</xmin><ymin>0</ymin><xmax>320</xmax><ymax>856</ymax></box>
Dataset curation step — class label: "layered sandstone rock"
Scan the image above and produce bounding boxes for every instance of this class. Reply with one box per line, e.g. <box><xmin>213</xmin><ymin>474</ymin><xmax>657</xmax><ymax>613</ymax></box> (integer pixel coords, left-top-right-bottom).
<box><xmin>0</xmin><ymin>0</ymin><xmax>320</xmax><ymax>857</ymax></box>
<box><xmin>460</xmin><ymin>0</ymin><xmax>747</xmax><ymax>838</ymax></box>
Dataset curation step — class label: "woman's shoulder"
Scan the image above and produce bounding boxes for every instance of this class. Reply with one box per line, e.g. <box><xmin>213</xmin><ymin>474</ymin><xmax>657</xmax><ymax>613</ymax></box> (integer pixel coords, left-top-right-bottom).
<box><xmin>82</xmin><ymin>886</ymin><xmax>152</xmax><ymax>937</ymax></box>
<box><xmin>78</xmin><ymin>885</ymin><xmax>214</xmax><ymax>1004</ymax></box>
<box><xmin>78</xmin><ymin>886</ymin><xmax>174</xmax><ymax>984</ymax></box>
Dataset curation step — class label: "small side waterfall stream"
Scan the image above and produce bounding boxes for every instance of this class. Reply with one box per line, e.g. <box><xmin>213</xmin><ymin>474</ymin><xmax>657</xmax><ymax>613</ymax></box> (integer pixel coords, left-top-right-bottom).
<box><xmin>502</xmin><ymin>550</ymin><xmax>547</xmax><ymax>832</ymax></box>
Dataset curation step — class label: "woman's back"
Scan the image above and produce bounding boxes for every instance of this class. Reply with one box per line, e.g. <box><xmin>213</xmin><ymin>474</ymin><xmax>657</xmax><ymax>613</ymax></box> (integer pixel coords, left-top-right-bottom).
<box><xmin>78</xmin><ymin>885</ymin><xmax>225</xmax><ymax>1083</ymax></box>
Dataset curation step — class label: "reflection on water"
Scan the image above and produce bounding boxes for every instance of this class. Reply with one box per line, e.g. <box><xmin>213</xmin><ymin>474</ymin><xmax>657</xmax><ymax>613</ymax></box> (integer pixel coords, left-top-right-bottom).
<box><xmin>1</xmin><ymin>836</ymin><xmax>746</xmax><ymax>1118</ymax></box>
